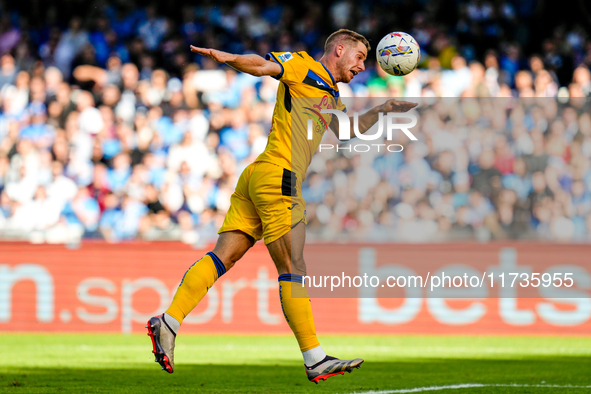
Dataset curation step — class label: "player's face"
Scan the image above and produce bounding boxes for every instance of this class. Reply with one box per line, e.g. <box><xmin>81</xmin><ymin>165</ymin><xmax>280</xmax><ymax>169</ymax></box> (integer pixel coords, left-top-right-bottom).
<box><xmin>337</xmin><ymin>41</ymin><xmax>367</xmax><ymax>83</ymax></box>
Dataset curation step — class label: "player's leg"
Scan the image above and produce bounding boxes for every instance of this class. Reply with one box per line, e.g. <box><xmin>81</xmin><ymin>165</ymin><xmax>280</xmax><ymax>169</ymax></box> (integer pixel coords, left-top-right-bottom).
<box><xmin>267</xmin><ymin>222</ymin><xmax>364</xmax><ymax>383</ymax></box>
<box><xmin>165</xmin><ymin>230</ymin><xmax>254</xmax><ymax>324</ymax></box>
<box><xmin>148</xmin><ymin>163</ymin><xmax>262</xmax><ymax>373</ymax></box>
<box><xmin>249</xmin><ymin>162</ymin><xmax>362</xmax><ymax>382</ymax></box>
<box><xmin>267</xmin><ymin>221</ymin><xmax>318</xmax><ymax>350</ymax></box>
<box><xmin>147</xmin><ymin>230</ymin><xmax>254</xmax><ymax>373</ymax></box>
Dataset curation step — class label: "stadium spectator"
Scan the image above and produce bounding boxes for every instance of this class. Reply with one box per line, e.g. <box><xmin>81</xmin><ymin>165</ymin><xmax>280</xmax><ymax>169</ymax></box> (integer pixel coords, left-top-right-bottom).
<box><xmin>54</xmin><ymin>17</ymin><xmax>89</xmax><ymax>78</ymax></box>
<box><xmin>502</xmin><ymin>157</ymin><xmax>532</xmax><ymax>202</ymax></box>
<box><xmin>471</xmin><ymin>149</ymin><xmax>502</xmax><ymax>200</ymax></box>
<box><xmin>0</xmin><ymin>54</ymin><xmax>17</xmax><ymax>88</ymax></box>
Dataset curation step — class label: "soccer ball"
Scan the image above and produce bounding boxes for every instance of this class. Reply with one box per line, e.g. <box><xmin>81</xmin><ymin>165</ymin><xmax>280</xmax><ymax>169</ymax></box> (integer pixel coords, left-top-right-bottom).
<box><xmin>376</xmin><ymin>32</ymin><xmax>421</xmax><ymax>76</ymax></box>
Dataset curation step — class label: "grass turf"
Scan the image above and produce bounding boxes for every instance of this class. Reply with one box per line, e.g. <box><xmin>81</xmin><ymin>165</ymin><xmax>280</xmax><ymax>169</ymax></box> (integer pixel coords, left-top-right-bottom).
<box><xmin>0</xmin><ymin>334</ymin><xmax>589</xmax><ymax>393</ymax></box>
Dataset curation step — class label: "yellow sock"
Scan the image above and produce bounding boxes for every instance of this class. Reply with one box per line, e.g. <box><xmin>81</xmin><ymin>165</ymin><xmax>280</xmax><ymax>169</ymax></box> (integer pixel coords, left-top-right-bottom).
<box><xmin>166</xmin><ymin>252</ymin><xmax>226</xmax><ymax>323</ymax></box>
<box><xmin>279</xmin><ymin>274</ymin><xmax>320</xmax><ymax>352</ymax></box>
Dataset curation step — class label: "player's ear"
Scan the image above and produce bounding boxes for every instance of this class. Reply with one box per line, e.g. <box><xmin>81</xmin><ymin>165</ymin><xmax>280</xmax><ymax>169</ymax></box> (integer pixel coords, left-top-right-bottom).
<box><xmin>335</xmin><ymin>44</ymin><xmax>345</xmax><ymax>57</ymax></box>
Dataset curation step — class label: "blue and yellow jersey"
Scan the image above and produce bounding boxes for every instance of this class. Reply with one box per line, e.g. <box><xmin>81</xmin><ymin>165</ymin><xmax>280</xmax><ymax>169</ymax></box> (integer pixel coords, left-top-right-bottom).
<box><xmin>254</xmin><ymin>51</ymin><xmax>347</xmax><ymax>182</ymax></box>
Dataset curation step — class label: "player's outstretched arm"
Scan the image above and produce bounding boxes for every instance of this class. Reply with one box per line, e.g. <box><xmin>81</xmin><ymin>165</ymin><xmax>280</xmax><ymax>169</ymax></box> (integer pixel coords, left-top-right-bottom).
<box><xmin>190</xmin><ymin>46</ymin><xmax>282</xmax><ymax>78</ymax></box>
<box><xmin>329</xmin><ymin>99</ymin><xmax>418</xmax><ymax>141</ymax></box>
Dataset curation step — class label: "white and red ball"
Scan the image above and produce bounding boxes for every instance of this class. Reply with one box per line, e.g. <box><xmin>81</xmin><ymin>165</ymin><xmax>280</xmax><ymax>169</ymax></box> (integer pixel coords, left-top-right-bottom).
<box><xmin>376</xmin><ymin>32</ymin><xmax>421</xmax><ymax>76</ymax></box>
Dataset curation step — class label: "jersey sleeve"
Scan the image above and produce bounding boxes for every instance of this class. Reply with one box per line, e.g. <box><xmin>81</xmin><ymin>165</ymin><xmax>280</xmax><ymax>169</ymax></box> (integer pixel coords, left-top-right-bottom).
<box><xmin>265</xmin><ymin>52</ymin><xmax>307</xmax><ymax>85</ymax></box>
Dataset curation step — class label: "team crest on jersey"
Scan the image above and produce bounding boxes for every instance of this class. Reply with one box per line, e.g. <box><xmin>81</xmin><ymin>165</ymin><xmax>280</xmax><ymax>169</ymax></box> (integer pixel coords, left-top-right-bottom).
<box><xmin>278</xmin><ymin>52</ymin><xmax>293</xmax><ymax>63</ymax></box>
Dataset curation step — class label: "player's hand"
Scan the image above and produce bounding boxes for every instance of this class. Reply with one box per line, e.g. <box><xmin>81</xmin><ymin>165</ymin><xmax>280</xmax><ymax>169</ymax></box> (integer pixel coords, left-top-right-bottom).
<box><xmin>190</xmin><ymin>46</ymin><xmax>235</xmax><ymax>63</ymax></box>
<box><xmin>379</xmin><ymin>99</ymin><xmax>418</xmax><ymax>113</ymax></box>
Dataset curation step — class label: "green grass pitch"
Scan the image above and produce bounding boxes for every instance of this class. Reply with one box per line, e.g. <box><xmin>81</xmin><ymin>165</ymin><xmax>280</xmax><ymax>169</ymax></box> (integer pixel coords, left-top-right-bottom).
<box><xmin>0</xmin><ymin>334</ymin><xmax>590</xmax><ymax>393</ymax></box>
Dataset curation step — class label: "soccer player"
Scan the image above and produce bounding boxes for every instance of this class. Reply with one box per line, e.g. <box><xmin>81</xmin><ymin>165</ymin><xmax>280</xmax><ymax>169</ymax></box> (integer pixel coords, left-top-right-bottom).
<box><xmin>147</xmin><ymin>28</ymin><xmax>417</xmax><ymax>383</ymax></box>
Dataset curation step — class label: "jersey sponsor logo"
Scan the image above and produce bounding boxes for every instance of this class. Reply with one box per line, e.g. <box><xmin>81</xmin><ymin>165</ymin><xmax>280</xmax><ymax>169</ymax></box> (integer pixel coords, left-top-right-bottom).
<box><xmin>278</xmin><ymin>52</ymin><xmax>293</xmax><ymax>63</ymax></box>
<box><xmin>312</xmin><ymin>95</ymin><xmax>333</xmax><ymax>111</ymax></box>
<box><xmin>303</xmin><ymin>106</ymin><xmax>328</xmax><ymax>136</ymax></box>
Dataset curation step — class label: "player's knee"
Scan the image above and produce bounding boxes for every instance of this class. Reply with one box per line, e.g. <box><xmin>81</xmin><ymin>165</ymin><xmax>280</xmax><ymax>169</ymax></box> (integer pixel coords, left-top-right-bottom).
<box><xmin>291</xmin><ymin>257</ymin><xmax>307</xmax><ymax>276</ymax></box>
<box><xmin>274</xmin><ymin>257</ymin><xmax>306</xmax><ymax>276</ymax></box>
<box><xmin>223</xmin><ymin>258</ymin><xmax>238</xmax><ymax>271</ymax></box>
<box><xmin>211</xmin><ymin>249</ymin><xmax>240</xmax><ymax>271</ymax></box>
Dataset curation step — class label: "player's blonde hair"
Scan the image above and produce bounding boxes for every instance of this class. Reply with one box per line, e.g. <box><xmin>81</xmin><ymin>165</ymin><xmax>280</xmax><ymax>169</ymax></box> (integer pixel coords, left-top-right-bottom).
<box><xmin>324</xmin><ymin>29</ymin><xmax>371</xmax><ymax>54</ymax></box>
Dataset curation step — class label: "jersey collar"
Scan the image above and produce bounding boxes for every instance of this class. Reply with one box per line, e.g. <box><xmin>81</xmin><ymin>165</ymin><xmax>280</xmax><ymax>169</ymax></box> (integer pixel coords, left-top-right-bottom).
<box><xmin>318</xmin><ymin>61</ymin><xmax>336</xmax><ymax>86</ymax></box>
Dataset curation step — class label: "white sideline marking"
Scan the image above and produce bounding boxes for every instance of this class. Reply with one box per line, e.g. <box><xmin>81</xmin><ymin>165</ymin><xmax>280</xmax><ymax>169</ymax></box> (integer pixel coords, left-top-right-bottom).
<box><xmin>349</xmin><ymin>383</ymin><xmax>591</xmax><ymax>393</ymax></box>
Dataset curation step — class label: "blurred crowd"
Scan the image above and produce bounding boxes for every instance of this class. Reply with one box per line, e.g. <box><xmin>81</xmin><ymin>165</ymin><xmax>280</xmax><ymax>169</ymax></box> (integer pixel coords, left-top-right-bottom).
<box><xmin>1</xmin><ymin>0</ymin><xmax>591</xmax><ymax>243</ymax></box>
<box><xmin>305</xmin><ymin>97</ymin><xmax>591</xmax><ymax>242</ymax></box>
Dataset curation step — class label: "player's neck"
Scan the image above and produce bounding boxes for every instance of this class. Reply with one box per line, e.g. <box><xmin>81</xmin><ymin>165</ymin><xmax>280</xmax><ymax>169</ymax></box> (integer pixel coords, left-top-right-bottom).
<box><xmin>317</xmin><ymin>55</ymin><xmax>340</xmax><ymax>84</ymax></box>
